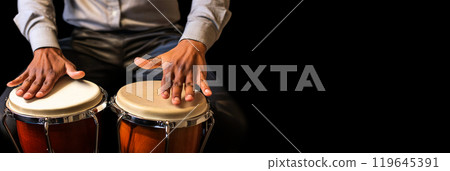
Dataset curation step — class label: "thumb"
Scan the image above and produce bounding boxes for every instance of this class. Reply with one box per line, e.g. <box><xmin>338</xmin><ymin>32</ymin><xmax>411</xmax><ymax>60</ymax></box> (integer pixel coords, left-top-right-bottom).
<box><xmin>65</xmin><ymin>63</ymin><xmax>85</xmax><ymax>79</ymax></box>
<box><xmin>134</xmin><ymin>56</ymin><xmax>162</xmax><ymax>69</ymax></box>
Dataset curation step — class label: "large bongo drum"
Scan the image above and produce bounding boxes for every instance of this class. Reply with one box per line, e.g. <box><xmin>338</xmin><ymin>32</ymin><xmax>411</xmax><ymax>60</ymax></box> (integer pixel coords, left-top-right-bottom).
<box><xmin>2</xmin><ymin>76</ymin><xmax>107</xmax><ymax>153</ymax></box>
<box><xmin>110</xmin><ymin>81</ymin><xmax>214</xmax><ymax>153</ymax></box>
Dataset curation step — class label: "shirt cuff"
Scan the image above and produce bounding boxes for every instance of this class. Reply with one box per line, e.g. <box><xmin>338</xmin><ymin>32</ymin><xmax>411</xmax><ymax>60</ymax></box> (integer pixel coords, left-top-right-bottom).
<box><xmin>28</xmin><ymin>27</ymin><xmax>60</xmax><ymax>52</ymax></box>
<box><xmin>180</xmin><ymin>19</ymin><xmax>218</xmax><ymax>50</ymax></box>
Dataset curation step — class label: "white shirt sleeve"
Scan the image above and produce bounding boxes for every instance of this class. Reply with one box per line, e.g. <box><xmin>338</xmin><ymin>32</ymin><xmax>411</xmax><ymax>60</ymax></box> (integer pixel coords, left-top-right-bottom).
<box><xmin>180</xmin><ymin>0</ymin><xmax>232</xmax><ymax>50</ymax></box>
<box><xmin>13</xmin><ymin>0</ymin><xmax>60</xmax><ymax>52</ymax></box>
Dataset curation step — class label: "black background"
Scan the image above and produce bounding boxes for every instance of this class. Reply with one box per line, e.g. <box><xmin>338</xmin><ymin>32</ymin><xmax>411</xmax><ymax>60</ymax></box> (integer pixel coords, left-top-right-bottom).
<box><xmin>1</xmin><ymin>0</ymin><xmax>448</xmax><ymax>152</ymax></box>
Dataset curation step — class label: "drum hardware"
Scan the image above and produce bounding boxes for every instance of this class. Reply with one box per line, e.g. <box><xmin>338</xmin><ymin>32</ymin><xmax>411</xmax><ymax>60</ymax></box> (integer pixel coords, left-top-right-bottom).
<box><xmin>90</xmin><ymin>111</ymin><xmax>100</xmax><ymax>153</ymax></box>
<box><xmin>115</xmin><ymin>112</ymin><xmax>125</xmax><ymax>153</ymax></box>
<box><xmin>199</xmin><ymin>115</ymin><xmax>214</xmax><ymax>152</ymax></box>
<box><xmin>164</xmin><ymin>121</ymin><xmax>171</xmax><ymax>153</ymax></box>
<box><xmin>2</xmin><ymin>109</ymin><xmax>20</xmax><ymax>153</ymax></box>
<box><xmin>43</xmin><ymin>118</ymin><xmax>53</xmax><ymax>153</ymax></box>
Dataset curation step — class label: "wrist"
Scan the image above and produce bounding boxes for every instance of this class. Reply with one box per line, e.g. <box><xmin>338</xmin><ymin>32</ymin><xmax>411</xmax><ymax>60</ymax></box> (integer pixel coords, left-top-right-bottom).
<box><xmin>34</xmin><ymin>47</ymin><xmax>61</xmax><ymax>53</ymax></box>
<box><xmin>33</xmin><ymin>47</ymin><xmax>63</xmax><ymax>58</ymax></box>
<box><xmin>179</xmin><ymin>39</ymin><xmax>207</xmax><ymax>54</ymax></box>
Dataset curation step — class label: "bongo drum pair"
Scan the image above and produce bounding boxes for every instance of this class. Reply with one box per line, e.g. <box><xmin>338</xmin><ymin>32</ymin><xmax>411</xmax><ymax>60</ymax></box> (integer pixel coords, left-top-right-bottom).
<box><xmin>2</xmin><ymin>77</ymin><xmax>214</xmax><ymax>153</ymax></box>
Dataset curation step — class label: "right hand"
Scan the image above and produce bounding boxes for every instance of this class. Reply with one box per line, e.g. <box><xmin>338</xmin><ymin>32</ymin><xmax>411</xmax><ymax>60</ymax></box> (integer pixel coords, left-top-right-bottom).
<box><xmin>7</xmin><ymin>47</ymin><xmax>85</xmax><ymax>100</ymax></box>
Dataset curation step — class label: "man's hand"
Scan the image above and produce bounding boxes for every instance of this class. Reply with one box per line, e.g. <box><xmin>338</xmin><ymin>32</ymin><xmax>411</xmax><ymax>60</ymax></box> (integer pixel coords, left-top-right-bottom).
<box><xmin>7</xmin><ymin>47</ymin><xmax>85</xmax><ymax>100</ymax></box>
<box><xmin>134</xmin><ymin>39</ymin><xmax>212</xmax><ymax>105</ymax></box>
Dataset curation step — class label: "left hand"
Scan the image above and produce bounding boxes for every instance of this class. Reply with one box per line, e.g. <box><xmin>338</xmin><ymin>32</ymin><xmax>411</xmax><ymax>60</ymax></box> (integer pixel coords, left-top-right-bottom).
<box><xmin>134</xmin><ymin>39</ymin><xmax>212</xmax><ymax>105</ymax></box>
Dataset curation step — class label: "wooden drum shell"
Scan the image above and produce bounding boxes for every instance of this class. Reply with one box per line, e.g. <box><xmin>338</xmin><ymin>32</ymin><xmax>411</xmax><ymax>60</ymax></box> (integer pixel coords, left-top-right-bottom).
<box><xmin>118</xmin><ymin>119</ymin><xmax>204</xmax><ymax>153</ymax></box>
<box><xmin>16</xmin><ymin>112</ymin><xmax>102</xmax><ymax>153</ymax></box>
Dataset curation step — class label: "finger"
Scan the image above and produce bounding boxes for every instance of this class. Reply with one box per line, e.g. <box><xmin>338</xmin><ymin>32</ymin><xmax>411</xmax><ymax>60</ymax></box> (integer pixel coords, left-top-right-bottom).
<box><xmin>184</xmin><ymin>73</ymin><xmax>194</xmax><ymax>102</ymax></box>
<box><xmin>159</xmin><ymin>63</ymin><xmax>173</xmax><ymax>99</ymax></box>
<box><xmin>65</xmin><ymin>63</ymin><xmax>85</xmax><ymax>79</ymax></box>
<box><xmin>161</xmin><ymin>90</ymin><xmax>170</xmax><ymax>99</ymax></box>
<box><xmin>134</xmin><ymin>57</ymin><xmax>162</xmax><ymax>69</ymax></box>
<box><xmin>160</xmin><ymin>73</ymin><xmax>172</xmax><ymax>99</ymax></box>
<box><xmin>7</xmin><ymin>72</ymin><xmax>28</xmax><ymax>87</ymax></box>
<box><xmin>23</xmin><ymin>76</ymin><xmax>45</xmax><ymax>100</ymax></box>
<box><xmin>35</xmin><ymin>72</ymin><xmax>58</xmax><ymax>98</ymax></box>
<box><xmin>160</xmin><ymin>83</ymin><xmax>171</xmax><ymax>99</ymax></box>
<box><xmin>171</xmin><ymin>80</ymin><xmax>183</xmax><ymax>105</ymax></box>
<box><xmin>17</xmin><ymin>74</ymin><xmax>36</xmax><ymax>97</ymax></box>
<box><xmin>200</xmin><ymin>73</ymin><xmax>212</xmax><ymax>96</ymax></box>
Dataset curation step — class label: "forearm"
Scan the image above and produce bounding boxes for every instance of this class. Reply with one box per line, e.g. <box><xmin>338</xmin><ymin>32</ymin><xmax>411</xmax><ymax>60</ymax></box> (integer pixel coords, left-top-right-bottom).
<box><xmin>14</xmin><ymin>0</ymin><xmax>59</xmax><ymax>52</ymax></box>
<box><xmin>181</xmin><ymin>0</ymin><xmax>232</xmax><ymax>50</ymax></box>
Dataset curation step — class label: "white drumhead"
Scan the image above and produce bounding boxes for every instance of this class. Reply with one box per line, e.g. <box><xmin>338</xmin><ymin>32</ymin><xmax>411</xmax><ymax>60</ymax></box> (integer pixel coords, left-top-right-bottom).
<box><xmin>115</xmin><ymin>81</ymin><xmax>209</xmax><ymax>121</ymax></box>
<box><xmin>7</xmin><ymin>76</ymin><xmax>103</xmax><ymax>118</ymax></box>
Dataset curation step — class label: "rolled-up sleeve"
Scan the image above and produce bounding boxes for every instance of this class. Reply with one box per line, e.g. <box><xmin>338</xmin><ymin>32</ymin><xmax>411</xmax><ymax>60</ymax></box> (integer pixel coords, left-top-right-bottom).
<box><xmin>181</xmin><ymin>0</ymin><xmax>231</xmax><ymax>50</ymax></box>
<box><xmin>13</xmin><ymin>0</ymin><xmax>59</xmax><ymax>52</ymax></box>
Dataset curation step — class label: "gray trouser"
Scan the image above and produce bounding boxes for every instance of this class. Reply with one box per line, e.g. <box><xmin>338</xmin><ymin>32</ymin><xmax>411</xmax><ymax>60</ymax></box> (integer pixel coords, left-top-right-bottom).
<box><xmin>1</xmin><ymin>27</ymin><xmax>247</xmax><ymax>152</ymax></box>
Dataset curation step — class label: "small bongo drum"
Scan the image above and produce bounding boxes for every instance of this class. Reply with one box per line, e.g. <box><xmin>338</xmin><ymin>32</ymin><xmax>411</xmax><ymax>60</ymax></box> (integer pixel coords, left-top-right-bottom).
<box><xmin>110</xmin><ymin>81</ymin><xmax>214</xmax><ymax>153</ymax></box>
<box><xmin>2</xmin><ymin>76</ymin><xmax>107</xmax><ymax>153</ymax></box>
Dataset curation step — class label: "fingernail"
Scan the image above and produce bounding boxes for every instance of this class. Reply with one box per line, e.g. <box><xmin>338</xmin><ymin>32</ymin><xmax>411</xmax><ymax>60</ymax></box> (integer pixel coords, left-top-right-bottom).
<box><xmin>16</xmin><ymin>90</ymin><xmax>23</xmax><ymax>95</ymax></box>
<box><xmin>36</xmin><ymin>92</ymin><xmax>43</xmax><ymax>97</ymax></box>
<box><xmin>186</xmin><ymin>94</ymin><xmax>193</xmax><ymax>99</ymax></box>
<box><xmin>24</xmin><ymin>93</ymin><xmax>32</xmax><ymax>98</ymax></box>
<box><xmin>205</xmin><ymin>89</ymin><xmax>211</xmax><ymax>95</ymax></box>
<box><xmin>172</xmin><ymin>97</ymin><xmax>180</xmax><ymax>104</ymax></box>
<box><xmin>161</xmin><ymin>91</ymin><xmax>169</xmax><ymax>99</ymax></box>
